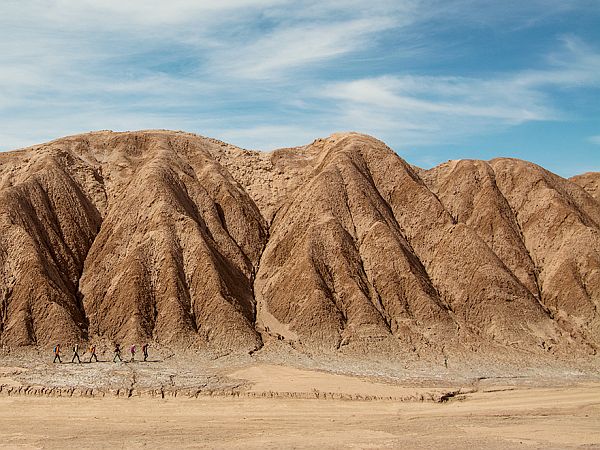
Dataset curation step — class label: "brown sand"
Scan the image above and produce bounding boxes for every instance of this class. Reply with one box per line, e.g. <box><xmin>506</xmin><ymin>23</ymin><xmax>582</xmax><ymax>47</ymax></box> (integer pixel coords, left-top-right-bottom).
<box><xmin>229</xmin><ymin>364</ymin><xmax>454</xmax><ymax>398</ymax></box>
<box><xmin>1</xmin><ymin>360</ymin><xmax>599</xmax><ymax>448</ymax></box>
<box><xmin>1</xmin><ymin>368</ymin><xmax>598</xmax><ymax>449</ymax></box>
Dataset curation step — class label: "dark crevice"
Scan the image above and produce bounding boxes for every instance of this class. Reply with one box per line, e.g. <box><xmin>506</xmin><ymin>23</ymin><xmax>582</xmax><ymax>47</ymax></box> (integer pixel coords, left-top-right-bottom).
<box><xmin>357</xmin><ymin>155</ymin><xmax>455</xmax><ymax>316</ymax></box>
<box><xmin>0</xmin><ymin>283</ymin><xmax>13</xmax><ymax>337</ymax></box>
<box><xmin>171</xmin><ymin>238</ymin><xmax>198</xmax><ymax>334</ymax></box>
<box><xmin>176</xmin><ymin>153</ymin><xmax>269</xmax><ymax>346</ymax></box>
<box><xmin>213</xmin><ymin>201</ymin><xmax>254</xmax><ymax>273</ymax></box>
<box><xmin>487</xmin><ymin>165</ymin><xmax>554</xmax><ymax>318</ymax></box>
<box><xmin>337</xmin><ymin>166</ymin><xmax>391</xmax><ymax>331</ymax></box>
<box><xmin>250</xmin><ymin>229</ymin><xmax>269</xmax><ymax>348</ymax></box>
<box><xmin>309</xmin><ymin>240</ymin><xmax>348</xmax><ymax>335</ymax></box>
<box><xmin>177</xmin><ymin>158</ymin><xmax>255</xmax><ymax>276</ymax></box>
<box><xmin>9</xmin><ymin>166</ymin><xmax>104</xmax><ymax>343</ymax></box>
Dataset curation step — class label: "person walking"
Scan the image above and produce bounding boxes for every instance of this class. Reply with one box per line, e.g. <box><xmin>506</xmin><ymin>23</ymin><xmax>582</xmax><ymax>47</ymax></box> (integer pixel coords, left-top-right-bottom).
<box><xmin>130</xmin><ymin>344</ymin><xmax>136</xmax><ymax>362</ymax></box>
<box><xmin>88</xmin><ymin>344</ymin><xmax>98</xmax><ymax>362</ymax></box>
<box><xmin>53</xmin><ymin>344</ymin><xmax>62</xmax><ymax>363</ymax></box>
<box><xmin>113</xmin><ymin>343</ymin><xmax>122</xmax><ymax>362</ymax></box>
<box><xmin>71</xmin><ymin>343</ymin><xmax>81</xmax><ymax>364</ymax></box>
<box><xmin>142</xmin><ymin>343</ymin><xmax>149</xmax><ymax>362</ymax></box>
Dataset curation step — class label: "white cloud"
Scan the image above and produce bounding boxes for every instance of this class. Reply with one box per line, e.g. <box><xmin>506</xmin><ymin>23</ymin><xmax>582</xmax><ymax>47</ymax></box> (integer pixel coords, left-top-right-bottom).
<box><xmin>314</xmin><ymin>38</ymin><xmax>600</xmax><ymax>145</ymax></box>
<box><xmin>588</xmin><ymin>136</ymin><xmax>600</xmax><ymax>145</ymax></box>
<box><xmin>211</xmin><ymin>17</ymin><xmax>397</xmax><ymax>80</ymax></box>
<box><xmin>0</xmin><ymin>0</ymin><xmax>598</xmax><ymax>159</ymax></box>
<box><xmin>517</xmin><ymin>36</ymin><xmax>600</xmax><ymax>88</ymax></box>
<box><xmin>1</xmin><ymin>0</ymin><xmax>286</xmax><ymax>29</ymax></box>
<box><xmin>322</xmin><ymin>76</ymin><xmax>553</xmax><ymax>122</ymax></box>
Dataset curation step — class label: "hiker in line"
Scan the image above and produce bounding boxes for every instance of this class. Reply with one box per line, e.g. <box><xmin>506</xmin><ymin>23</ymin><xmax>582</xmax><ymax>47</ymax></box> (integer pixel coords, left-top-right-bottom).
<box><xmin>130</xmin><ymin>344</ymin><xmax>136</xmax><ymax>362</ymax></box>
<box><xmin>53</xmin><ymin>344</ymin><xmax>62</xmax><ymax>363</ymax></box>
<box><xmin>71</xmin><ymin>343</ymin><xmax>81</xmax><ymax>363</ymax></box>
<box><xmin>89</xmin><ymin>344</ymin><xmax>98</xmax><ymax>363</ymax></box>
<box><xmin>113</xmin><ymin>343</ymin><xmax>122</xmax><ymax>362</ymax></box>
<box><xmin>142</xmin><ymin>343</ymin><xmax>149</xmax><ymax>362</ymax></box>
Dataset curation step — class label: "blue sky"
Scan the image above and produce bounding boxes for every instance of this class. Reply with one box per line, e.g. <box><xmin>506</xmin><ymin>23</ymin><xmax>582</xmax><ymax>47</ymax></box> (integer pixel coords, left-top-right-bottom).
<box><xmin>0</xmin><ymin>0</ymin><xmax>599</xmax><ymax>176</ymax></box>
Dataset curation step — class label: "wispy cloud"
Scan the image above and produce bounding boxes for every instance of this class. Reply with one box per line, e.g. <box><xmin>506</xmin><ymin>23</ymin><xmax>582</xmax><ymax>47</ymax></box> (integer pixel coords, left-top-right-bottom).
<box><xmin>0</xmin><ymin>0</ymin><xmax>598</xmax><ymax>177</ymax></box>
<box><xmin>209</xmin><ymin>17</ymin><xmax>397</xmax><ymax>80</ymax></box>
<box><xmin>1</xmin><ymin>0</ymin><xmax>286</xmax><ymax>30</ymax></box>
<box><xmin>314</xmin><ymin>37</ymin><xmax>600</xmax><ymax>145</ymax></box>
<box><xmin>589</xmin><ymin>136</ymin><xmax>600</xmax><ymax>145</ymax></box>
<box><xmin>0</xmin><ymin>0</ymin><xmax>423</xmax><ymax>149</ymax></box>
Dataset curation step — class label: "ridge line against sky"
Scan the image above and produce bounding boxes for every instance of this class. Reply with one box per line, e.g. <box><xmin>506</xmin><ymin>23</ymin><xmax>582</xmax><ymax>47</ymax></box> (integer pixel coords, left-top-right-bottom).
<box><xmin>0</xmin><ymin>0</ymin><xmax>599</xmax><ymax>176</ymax></box>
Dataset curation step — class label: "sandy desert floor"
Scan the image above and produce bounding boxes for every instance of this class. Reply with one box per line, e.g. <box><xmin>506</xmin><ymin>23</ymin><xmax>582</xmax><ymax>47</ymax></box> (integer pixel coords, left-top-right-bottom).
<box><xmin>1</xmin><ymin>348</ymin><xmax>599</xmax><ymax>449</ymax></box>
<box><xmin>1</xmin><ymin>381</ymin><xmax>599</xmax><ymax>449</ymax></box>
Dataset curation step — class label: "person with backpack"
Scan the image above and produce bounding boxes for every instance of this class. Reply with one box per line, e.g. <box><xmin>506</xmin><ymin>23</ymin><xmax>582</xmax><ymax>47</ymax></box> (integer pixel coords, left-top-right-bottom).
<box><xmin>53</xmin><ymin>344</ymin><xmax>62</xmax><ymax>363</ymax></box>
<box><xmin>71</xmin><ymin>343</ymin><xmax>81</xmax><ymax>363</ymax></box>
<box><xmin>142</xmin><ymin>343</ymin><xmax>149</xmax><ymax>362</ymax></box>
<box><xmin>88</xmin><ymin>344</ymin><xmax>98</xmax><ymax>362</ymax></box>
<box><xmin>113</xmin><ymin>343</ymin><xmax>122</xmax><ymax>362</ymax></box>
<box><xmin>130</xmin><ymin>344</ymin><xmax>136</xmax><ymax>362</ymax></box>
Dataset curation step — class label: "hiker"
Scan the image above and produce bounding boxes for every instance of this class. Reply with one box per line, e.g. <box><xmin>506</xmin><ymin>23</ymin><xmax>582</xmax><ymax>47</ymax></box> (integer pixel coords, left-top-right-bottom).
<box><xmin>113</xmin><ymin>343</ymin><xmax>122</xmax><ymax>362</ymax></box>
<box><xmin>130</xmin><ymin>344</ymin><xmax>136</xmax><ymax>362</ymax></box>
<box><xmin>53</xmin><ymin>344</ymin><xmax>62</xmax><ymax>363</ymax></box>
<box><xmin>89</xmin><ymin>344</ymin><xmax>98</xmax><ymax>363</ymax></box>
<box><xmin>71</xmin><ymin>343</ymin><xmax>81</xmax><ymax>363</ymax></box>
<box><xmin>142</xmin><ymin>343</ymin><xmax>149</xmax><ymax>362</ymax></box>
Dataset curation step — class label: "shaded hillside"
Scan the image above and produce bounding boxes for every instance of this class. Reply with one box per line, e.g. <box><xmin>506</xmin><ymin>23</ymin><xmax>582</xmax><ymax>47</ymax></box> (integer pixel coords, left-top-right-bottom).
<box><xmin>0</xmin><ymin>130</ymin><xmax>598</xmax><ymax>358</ymax></box>
<box><xmin>423</xmin><ymin>159</ymin><xmax>600</xmax><ymax>352</ymax></box>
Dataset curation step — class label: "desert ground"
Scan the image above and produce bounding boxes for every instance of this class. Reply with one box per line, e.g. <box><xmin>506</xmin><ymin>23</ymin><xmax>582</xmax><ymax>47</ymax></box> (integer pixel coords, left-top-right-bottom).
<box><xmin>1</xmin><ymin>385</ymin><xmax>599</xmax><ymax>449</ymax></box>
<box><xmin>1</xmin><ymin>347</ymin><xmax>599</xmax><ymax>449</ymax></box>
<box><xmin>1</xmin><ymin>131</ymin><xmax>600</xmax><ymax>448</ymax></box>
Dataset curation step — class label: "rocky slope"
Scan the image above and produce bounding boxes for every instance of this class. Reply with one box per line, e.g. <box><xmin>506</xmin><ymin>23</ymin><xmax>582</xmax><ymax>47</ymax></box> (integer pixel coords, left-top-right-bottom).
<box><xmin>0</xmin><ymin>130</ymin><xmax>598</xmax><ymax>359</ymax></box>
<box><xmin>571</xmin><ymin>172</ymin><xmax>600</xmax><ymax>202</ymax></box>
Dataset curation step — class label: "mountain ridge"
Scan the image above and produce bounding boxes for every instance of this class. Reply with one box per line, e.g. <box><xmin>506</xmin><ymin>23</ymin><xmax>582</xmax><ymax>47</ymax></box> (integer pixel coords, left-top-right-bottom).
<box><xmin>0</xmin><ymin>130</ymin><xmax>598</xmax><ymax>360</ymax></box>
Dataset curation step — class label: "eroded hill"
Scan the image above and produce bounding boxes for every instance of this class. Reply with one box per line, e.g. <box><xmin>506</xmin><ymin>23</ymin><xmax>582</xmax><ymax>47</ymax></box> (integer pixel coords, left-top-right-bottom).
<box><xmin>0</xmin><ymin>130</ymin><xmax>598</xmax><ymax>360</ymax></box>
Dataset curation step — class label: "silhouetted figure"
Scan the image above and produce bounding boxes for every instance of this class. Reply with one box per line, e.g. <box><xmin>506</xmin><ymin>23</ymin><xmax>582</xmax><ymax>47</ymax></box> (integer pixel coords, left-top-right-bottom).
<box><xmin>53</xmin><ymin>344</ymin><xmax>62</xmax><ymax>363</ymax></box>
<box><xmin>89</xmin><ymin>344</ymin><xmax>98</xmax><ymax>362</ymax></box>
<box><xmin>130</xmin><ymin>344</ymin><xmax>136</xmax><ymax>362</ymax></box>
<box><xmin>142</xmin><ymin>343</ymin><xmax>149</xmax><ymax>362</ymax></box>
<box><xmin>113</xmin><ymin>343</ymin><xmax>122</xmax><ymax>362</ymax></box>
<box><xmin>71</xmin><ymin>343</ymin><xmax>81</xmax><ymax>363</ymax></box>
